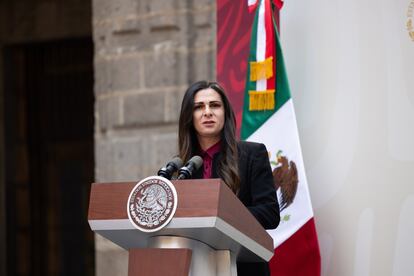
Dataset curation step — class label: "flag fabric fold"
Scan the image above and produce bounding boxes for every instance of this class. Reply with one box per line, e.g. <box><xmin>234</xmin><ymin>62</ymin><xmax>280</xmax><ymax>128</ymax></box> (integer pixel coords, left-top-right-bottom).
<box><xmin>241</xmin><ymin>1</ymin><xmax>321</xmax><ymax>275</ymax></box>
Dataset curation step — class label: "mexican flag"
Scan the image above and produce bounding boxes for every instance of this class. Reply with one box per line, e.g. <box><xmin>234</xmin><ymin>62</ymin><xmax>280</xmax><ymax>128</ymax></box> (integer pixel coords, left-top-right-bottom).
<box><xmin>242</xmin><ymin>0</ymin><xmax>321</xmax><ymax>275</ymax></box>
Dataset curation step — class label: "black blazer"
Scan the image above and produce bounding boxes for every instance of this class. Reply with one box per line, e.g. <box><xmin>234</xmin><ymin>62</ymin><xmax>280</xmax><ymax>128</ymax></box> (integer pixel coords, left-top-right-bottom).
<box><xmin>193</xmin><ymin>141</ymin><xmax>280</xmax><ymax>276</ymax></box>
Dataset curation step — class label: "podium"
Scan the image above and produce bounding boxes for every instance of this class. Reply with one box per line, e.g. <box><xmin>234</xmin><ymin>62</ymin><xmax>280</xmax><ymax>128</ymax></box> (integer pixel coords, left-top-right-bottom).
<box><xmin>88</xmin><ymin>179</ymin><xmax>274</xmax><ymax>276</ymax></box>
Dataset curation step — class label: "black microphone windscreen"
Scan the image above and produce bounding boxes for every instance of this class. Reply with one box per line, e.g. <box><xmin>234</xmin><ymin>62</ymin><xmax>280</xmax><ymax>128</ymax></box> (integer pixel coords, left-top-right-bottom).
<box><xmin>189</xmin><ymin>155</ymin><xmax>203</xmax><ymax>170</ymax></box>
<box><xmin>170</xmin><ymin>157</ymin><xmax>183</xmax><ymax>169</ymax></box>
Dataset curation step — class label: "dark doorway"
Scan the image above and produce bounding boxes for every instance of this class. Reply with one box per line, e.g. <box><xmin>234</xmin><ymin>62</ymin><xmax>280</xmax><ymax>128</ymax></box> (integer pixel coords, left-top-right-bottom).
<box><xmin>3</xmin><ymin>38</ymin><xmax>95</xmax><ymax>276</ymax></box>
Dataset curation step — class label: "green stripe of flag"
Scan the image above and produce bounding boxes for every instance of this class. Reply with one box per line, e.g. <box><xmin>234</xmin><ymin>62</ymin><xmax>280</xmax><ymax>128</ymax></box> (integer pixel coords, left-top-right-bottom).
<box><xmin>241</xmin><ymin>7</ymin><xmax>292</xmax><ymax>140</ymax></box>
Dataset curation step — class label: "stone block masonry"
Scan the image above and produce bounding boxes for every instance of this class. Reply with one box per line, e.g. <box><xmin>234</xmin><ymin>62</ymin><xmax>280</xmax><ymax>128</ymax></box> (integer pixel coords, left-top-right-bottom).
<box><xmin>92</xmin><ymin>0</ymin><xmax>216</xmax><ymax>275</ymax></box>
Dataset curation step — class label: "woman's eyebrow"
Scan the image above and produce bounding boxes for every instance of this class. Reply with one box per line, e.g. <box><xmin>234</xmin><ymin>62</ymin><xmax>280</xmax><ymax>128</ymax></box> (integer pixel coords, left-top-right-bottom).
<box><xmin>194</xmin><ymin>100</ymin><xmax>222</xmax><ymax>104</ymax></box>
<box><xmin>194</xmin><ymin>100</ymin><xmax>223</xmax><ymax>106</ymax></box>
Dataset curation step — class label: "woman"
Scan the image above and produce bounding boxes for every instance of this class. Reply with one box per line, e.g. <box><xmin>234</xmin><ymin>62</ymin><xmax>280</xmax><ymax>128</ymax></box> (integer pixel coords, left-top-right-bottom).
<box><xmin>178</xmin><ymin>81</ymin><xmax>280</xmax><ymax>276</ymax></box>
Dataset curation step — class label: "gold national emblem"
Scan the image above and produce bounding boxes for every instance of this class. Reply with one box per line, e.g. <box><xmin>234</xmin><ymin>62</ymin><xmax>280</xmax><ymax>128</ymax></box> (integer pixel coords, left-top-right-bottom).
<box><xmin>127</xmin><ymin>176</ymin><xmax>178</xmax><ymax>232</ymax></box>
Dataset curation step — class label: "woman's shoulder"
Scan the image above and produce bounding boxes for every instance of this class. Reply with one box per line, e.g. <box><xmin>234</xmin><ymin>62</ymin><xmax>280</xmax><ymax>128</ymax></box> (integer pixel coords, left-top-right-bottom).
<box><xmin>237</xmin><ymin>141</ymin><xmax>267</xmax><ymax>154</ymax></box>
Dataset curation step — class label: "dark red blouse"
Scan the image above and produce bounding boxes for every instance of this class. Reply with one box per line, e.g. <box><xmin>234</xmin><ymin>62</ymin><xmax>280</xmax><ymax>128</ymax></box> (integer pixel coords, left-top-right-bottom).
<box><xmin>200</xmin><ymin>140</ymin><xmax>221</xmax><ymax>179</ymax></box>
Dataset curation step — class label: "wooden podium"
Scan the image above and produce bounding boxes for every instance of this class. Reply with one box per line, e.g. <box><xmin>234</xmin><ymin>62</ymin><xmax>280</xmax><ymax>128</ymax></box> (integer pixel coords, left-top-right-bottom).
<box><xmin>88</xmin><ymin>179</ymin><xmax>274</xmax><ymax>276</ymax></box>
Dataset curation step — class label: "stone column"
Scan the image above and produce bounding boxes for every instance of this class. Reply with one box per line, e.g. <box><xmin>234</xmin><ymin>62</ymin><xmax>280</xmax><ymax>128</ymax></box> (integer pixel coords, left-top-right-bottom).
<box><xmin>92</xmin><ymin>0</ymin><xmax>216</xmax><ymax>275</ymax></box>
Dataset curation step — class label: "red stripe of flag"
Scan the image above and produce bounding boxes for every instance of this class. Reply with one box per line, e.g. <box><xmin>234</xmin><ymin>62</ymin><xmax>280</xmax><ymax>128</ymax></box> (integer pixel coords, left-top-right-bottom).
<box><xmin>264</xmin><ymin>0</ymin><xmax>275</xmax><ymax>90</ymax></box>
<box><xmin>269</xmin><ymin>218</ymin><xmax>321</xmax><ymax>276</ymax></box>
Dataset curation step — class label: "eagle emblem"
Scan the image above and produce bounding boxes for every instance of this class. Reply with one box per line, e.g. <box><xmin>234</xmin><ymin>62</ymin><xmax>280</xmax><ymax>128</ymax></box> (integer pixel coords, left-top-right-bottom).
<box><xmin>271</xmin><ymin>150</ymin><xmax>298</xmax><ymax>212</ymax></box>
<box><xmin>127</xmin><ymin>176</ymin><xmax>177</xmax><ymax>232</ymax></box>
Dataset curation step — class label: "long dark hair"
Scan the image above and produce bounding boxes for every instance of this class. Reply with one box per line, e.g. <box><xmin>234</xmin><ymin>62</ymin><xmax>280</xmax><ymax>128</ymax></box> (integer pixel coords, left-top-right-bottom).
<box><xmin>178</xmin><ymin>81</ymin><xmax>240</xmax><ymax>193</ymax></box>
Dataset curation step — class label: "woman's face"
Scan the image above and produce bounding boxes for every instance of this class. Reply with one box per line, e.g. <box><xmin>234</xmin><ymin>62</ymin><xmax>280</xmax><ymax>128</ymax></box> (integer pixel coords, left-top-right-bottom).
<box><xmin>192</xmin><ymin>88</ymin><xmax>225</xmax><ymax>141</ymax></box>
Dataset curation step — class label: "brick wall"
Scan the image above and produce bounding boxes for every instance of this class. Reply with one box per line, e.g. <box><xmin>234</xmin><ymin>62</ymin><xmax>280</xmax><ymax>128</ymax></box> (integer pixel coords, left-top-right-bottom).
<box><xmin>92</xmin><ymin>0</ymin><xmax>216</xmax><ymax>275</ymax></box>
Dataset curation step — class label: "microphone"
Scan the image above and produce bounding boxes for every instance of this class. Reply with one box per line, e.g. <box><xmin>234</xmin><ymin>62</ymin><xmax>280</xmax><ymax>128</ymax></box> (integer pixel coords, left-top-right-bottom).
<box><xmin>157</xmin><ymin>157</ymin><xmax>184</xmax><ymax>180</ymax></box>
<box><xmin>177</xmin><ymin>156</ymin><xmax>203</xmax><ymax>180</ymax></box>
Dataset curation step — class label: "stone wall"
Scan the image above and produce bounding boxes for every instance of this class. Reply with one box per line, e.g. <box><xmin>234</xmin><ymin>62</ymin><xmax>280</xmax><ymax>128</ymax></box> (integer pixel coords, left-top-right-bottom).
<box><xmin>92</xmin><ymin>0</ymin><xmax>216</xmax><ymax>275</ymax></box>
